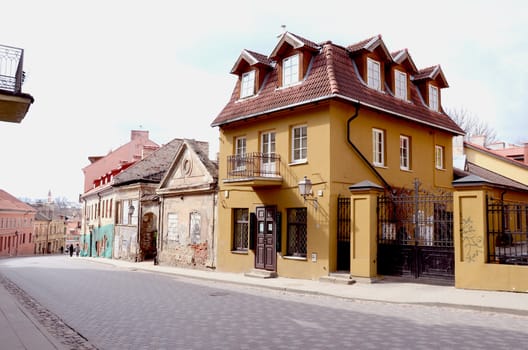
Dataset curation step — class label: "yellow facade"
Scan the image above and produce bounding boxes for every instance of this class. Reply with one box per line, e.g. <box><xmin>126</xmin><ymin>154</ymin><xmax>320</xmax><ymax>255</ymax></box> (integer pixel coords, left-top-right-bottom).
<box><xmin>216</xmin><ymin>100</ymin><xmax>456</xmax><ymax>280</ymax></box>
<box><xmin>454</xmin><ymin>186</ymin><xmax>528</xmax><ymax>292</ymax></box>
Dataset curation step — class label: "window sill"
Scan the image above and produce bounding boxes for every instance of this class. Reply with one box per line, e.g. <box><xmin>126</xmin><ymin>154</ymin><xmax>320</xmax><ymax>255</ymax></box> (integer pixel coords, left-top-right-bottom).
<box><xmin>231</xmin><ymin>250</ymin><xmax>249</xmax><ymax>255</ymax></box>
<box><xmin>400</xmin><ymin>168</ymin><xmax>413</xmax><ymax>172</ymax></box>
<box><xmin>283</xmin><ymin>255</ymin><xmax>307</xmax><ymax>261</ymax></box>
<box><xmin>288</xmin><ymin>160</ymin><xmax>308</xmax><ymax>166</ymax></box>
<box><xmin>373</xmin><ymin>164</ymin><xmax>387</xmax><ymax>169</ymax></box>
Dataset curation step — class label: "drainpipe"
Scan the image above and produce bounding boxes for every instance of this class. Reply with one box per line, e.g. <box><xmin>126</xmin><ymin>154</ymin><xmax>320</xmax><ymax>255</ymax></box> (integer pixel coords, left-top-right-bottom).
<box><xmin>211</xmin><ymin>185</ymin><xmax>217</xmax><ymax>268</ymax></box>
<box><xmin>346</xmin><ymin>101</ymin><xmax>392</xmax><ymax>192</ymax></box>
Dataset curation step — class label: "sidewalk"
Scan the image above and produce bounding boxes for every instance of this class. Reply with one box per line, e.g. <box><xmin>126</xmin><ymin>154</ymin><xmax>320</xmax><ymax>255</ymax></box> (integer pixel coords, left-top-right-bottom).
<box><xmin>84</xmin><ymin>257</ymin><xmax>528</xmax><ymax>316</ymax></box>
<box><xmin>0</xmin><ymin>277</ymin><xmax>65</xmax><ymax>350</ymax></box>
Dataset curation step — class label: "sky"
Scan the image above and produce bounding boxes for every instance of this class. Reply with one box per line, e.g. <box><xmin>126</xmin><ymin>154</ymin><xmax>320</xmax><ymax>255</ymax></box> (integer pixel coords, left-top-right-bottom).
<box><xmin>0</xmin><ymin>0</ymin><xmax>526</xmax><ymax>202</ymax></box>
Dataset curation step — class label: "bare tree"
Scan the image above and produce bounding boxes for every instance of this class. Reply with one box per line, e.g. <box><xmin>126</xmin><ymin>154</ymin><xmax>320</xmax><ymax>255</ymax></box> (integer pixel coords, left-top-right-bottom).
<box><xmin>446</xmin><ymin>107</ymin><xmax>498</xmax><ymax>144</ymax></box>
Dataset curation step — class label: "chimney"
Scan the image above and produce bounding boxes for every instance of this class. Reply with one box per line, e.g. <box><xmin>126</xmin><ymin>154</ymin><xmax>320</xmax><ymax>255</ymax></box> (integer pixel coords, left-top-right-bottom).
<box><xmin>524</xmin><ymin>143</ymin><xmax>528</xmax><ymax>165</ymax></box>
<box><xmin>131</xmin><ymin>130</ymin><xmax>149</xmax><ymax>141</ymax></box>
<box><xmin>470</xmin><ymin>135</ymin><xmax>486</xmax><ymax>147</ymax></box>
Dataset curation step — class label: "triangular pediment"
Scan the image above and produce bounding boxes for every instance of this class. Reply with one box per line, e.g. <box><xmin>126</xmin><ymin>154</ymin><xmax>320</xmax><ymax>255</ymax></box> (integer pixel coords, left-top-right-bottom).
<box><xmin>157</xmin><ymin>140</ymin><xmax>216</xmax><ymax>194</ymax></box>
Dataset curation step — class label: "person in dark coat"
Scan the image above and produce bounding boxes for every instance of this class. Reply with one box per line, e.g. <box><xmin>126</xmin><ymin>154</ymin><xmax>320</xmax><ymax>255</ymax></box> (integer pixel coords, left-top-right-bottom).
<box><xmin>69</xmin><ymin>244</ymin><xmax>74</xmax><ymax>257</ymax></box>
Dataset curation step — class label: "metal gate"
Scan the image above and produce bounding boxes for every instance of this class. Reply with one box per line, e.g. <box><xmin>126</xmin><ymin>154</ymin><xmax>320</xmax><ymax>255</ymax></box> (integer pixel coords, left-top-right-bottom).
<box><xmin>337</xmin><ymin>197</ymin><xmax>351</xmax><ymax>271</ymax></box>
<box><xmin>377</xmin><ymin>181</ymin><xmax>454</xmax><ymax>283</ymax></box>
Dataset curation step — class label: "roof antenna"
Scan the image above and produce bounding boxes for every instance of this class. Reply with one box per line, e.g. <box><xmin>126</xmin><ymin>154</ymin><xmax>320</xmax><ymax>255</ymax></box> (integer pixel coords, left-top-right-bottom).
<box><xmin>277</xmin><ymin>24</ymin><xmax>287</xmax><ymax>38</ymax></box>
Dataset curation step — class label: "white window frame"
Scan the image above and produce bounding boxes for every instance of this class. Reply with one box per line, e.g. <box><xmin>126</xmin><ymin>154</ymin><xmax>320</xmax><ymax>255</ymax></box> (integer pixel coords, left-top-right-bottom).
<box><xmin>400</xmin><ymin>135</ymin><xmax>410</xmax><ymax>170</ymax></box>
<box><xmin>282</xmin><ymin>54</ymin><xmax>300</xmax><ymax>87</ymax></box>
<box><xmin>429</xmin><ymin>84</ymin><xmax>439</xmax><ymax>111</ymax></box>
<box><xmin>435</xmin><ymin>145</ymin><xmax>444</xmax><ymax>169</ymax></box>
<box><xmin>240</xmin><ymin>70</ymin><xmax>255</xmax><ymax>98</ymax></box>
<box><xmin>235</xmin><ymin>137</ymin><xmax>246</xmax><ymax>171</ymax></box>
<box><xmin>291</xmin><ymin>125</ymin><xmax>307</xmax><ymax>163</ymax></box>
<box><xmin>372</xmin><ymin>128</ymin><xmax>385</xmax><ymax>167</ymax></box>
<box><xmin>367</xmin><ymin>58</ymin><xmax>381</xmax><ymax>91</ymax></box>
<box><xmin>395</xmin><ymin>70</ymin><xmax>407</xmax><ymax>100</ymax></box>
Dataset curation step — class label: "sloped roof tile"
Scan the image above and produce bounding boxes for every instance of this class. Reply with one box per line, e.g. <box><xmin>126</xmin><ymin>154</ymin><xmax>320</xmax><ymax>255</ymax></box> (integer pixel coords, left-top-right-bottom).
<box><xmin>212</xmin><ymin>35</ymin><xmax>464</xmax><ymax>135</ymax></box>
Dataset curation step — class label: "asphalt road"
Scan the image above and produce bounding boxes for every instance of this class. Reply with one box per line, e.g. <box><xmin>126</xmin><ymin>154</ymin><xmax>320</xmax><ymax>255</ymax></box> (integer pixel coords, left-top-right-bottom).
<box><xmin>1</xmin><ymin>256</ymin><xmax>527</xmax><ymax>350</ymax></box>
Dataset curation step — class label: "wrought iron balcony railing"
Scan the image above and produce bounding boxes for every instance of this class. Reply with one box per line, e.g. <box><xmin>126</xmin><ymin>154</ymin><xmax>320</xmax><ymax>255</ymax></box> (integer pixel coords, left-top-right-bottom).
<box><xmin>226</xmin><ymin>152</ymin><xmax>281</xmax><ymax>179</ymax></box>
<box><xmin>0</xmin><ymin>44</ymin><xmax>25</xmax><ymax>93</ymax></box>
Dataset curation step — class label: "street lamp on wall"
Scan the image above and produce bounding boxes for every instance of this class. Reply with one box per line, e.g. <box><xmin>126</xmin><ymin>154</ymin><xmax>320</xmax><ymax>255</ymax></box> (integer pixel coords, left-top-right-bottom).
<box><xmin>298</xmin><ymin>176</ymin><xmax>318</xmax><ymax>210</ymax></box>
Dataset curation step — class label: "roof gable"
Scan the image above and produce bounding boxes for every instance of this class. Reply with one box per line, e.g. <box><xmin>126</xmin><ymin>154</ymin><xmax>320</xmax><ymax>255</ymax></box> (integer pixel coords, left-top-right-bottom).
<box><xmin>157</xmin><ymin>139</ymin><xmax>218</xmax><ymax>194</ymax></box>
<box><xmin>231</xmin><ymin>49</ymin><xmax>273</xmax><ymax>75</ymax></box>
<box><xmin>391</xmin><ymin>49</ymin><xmax>418</xmax><ymax>73</ymax></box>
<box><xmin>413</xmin><ymin>65</ymin><xmax>449</xmax><ymax>88</ymax></box>
<box><xmin>347</xmin><ymin>34</ymin><xmax>391</xmax><ymax>61</ymax></box>
<box><xmin>269</xmin><ymin>31</ymin><xmax>320</xmax><ymax>59</ymax></box>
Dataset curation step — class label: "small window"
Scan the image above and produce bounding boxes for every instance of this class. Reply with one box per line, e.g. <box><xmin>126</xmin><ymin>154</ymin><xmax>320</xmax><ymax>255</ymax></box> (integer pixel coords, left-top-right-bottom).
<box><xmin>233</xmin><ymin>208</ymin><xmax>249</xmax><ymax>251</ymax></box>
<box><xmin>395</xmin><ymin>70</ymin><xmax>407</xmax><ymax>100</ymax></box>
<box><xmin>400</xmin><ymin>135</ymin><xmax>410</xmax><ymax>170</ymax></box>
<box><xmin>283</xmin><ymin>54</ymin><xmax>300</xmax><ymax>86</ymax></box>
<box><xmin>372</xmin><ymin>128</ymin><xmax>385</xmax><ymax>167</ymax></box>
<box><xmin>367</xmin><ymin>58</ymin><xmax>381</xmax><ymax>90</ymax></box>
<box><xmin>435</xmin><ymin>145</ymin><xmax>444</xmax><ymax>169</ymax></box>
<box><xmin>240</xmin><ymin>70</ymin><xmax>255</xmax><ymax>98</ymax></box>
<box><xmin>291</xmin><ymin>125</ymin><xmax>307</xmax><ymax>163</ymax></box>
<box><xmin>287</xmin><ymin>208</ymin><xmax>307</xmax><ymax>257</ymax></box>
<box><xmin>429</xmin><ymin>85</ymin><xmax>439</xmax><ymax>111</ymax></box>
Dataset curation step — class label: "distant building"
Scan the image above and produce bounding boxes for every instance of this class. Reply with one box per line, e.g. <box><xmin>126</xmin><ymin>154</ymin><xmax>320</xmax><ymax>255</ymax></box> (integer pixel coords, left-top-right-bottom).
<box><xmin>0</xmin><ymin>189</ymin><xmax>36</xmax><ymax>256</ymax></box>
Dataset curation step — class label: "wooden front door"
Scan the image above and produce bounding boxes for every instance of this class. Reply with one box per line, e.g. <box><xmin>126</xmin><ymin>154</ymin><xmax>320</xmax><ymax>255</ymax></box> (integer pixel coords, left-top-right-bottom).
<box><xmin>255</xmin><ymin>206</ymin><xmax>276</xmax><ymax>271</ymax></box>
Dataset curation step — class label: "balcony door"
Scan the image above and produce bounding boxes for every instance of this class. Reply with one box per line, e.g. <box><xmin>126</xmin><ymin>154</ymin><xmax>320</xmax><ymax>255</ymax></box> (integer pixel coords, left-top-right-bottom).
<box><xmin>261</xmin><ymin>131</ymin><xmax>275</xmax><ymax>176</ymax></box>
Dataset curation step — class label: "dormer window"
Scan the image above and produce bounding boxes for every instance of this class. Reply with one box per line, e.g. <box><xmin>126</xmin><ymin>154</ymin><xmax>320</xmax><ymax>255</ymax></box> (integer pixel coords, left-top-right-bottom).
<box><xmin>429</xmin><ymin>84</ymin><xmax>439</xmax><ymax>111</ymax></box>
<box><xmin>395</xmin><ymin>70</ymin><xmax>407</xmax><ymax>100</ymax></box>
<box><xmin>283</xmin><ymin>53</ymin><xmax>299</xmax><ymax>86</ymax></box>
<box><xmin>240</xmin><ymin>70</ymin><xmax>255</xmax><ymax>98</ymax></box>
<box><xmin>367</xmin><ymin>58</ymin><xmax>381</xmax><ymax>90</ymax></box>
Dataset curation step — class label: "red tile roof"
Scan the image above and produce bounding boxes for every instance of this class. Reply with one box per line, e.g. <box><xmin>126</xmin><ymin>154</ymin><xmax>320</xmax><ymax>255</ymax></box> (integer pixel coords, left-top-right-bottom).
<box><xmin>211</xmin><ymin>33</ymin><xmax>464</xmax><ymax>136</ymax></box>
<box><xmin>0</xmin><ymin>189</ymin><xmax>36</xmax><ymax>212</ymax></box>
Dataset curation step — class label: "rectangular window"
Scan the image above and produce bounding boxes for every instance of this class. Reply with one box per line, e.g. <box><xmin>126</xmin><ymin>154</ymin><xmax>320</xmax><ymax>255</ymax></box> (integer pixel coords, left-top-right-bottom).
<box><xmin>287</xmin><ymin>208</ymin><xmax>307</xmax><ymax>257</ymax></box>
<box><xmin>291</xmin><ymin>125</ymin><xmax>307</xmax><ymax>163</ymax></box>
<box><xmin>233</xmin><ymin>208</ymin><xmax>249</xmax><ymax>251</ymax></box>
<box><xmin>240</xmin><ymin>70</ymin><xmax>255</xmax><ymax>98</ymax></box>
<box><xmin>167</xmin><ymin>213</ymin><xmax>179</xmax><ymax>242</ymax></box>
<box><xmin>367</xmin><ymin>58</ymin><xmax>381</xmax><ymax>90</ymax></box>
<box><xmin>429</xmin><ymin>85</ymin><xmax>439</xmax><ymax>111</ymax></box>
<box><xmin>372</xmin><ymin>128</ymin><xmax>385</xmax><ymax>167</ymax></box>
<box><xmin>395</xmin><ymin>70</ymin><xmax>407</xmax><ymax>99</ymax></box>
<box><xmin>283</xmin><ymin>54</ymin><xmax>299</xmax><ymax>86</ymax></box>
<box><xmin>235</xmin><ymin>137</ymin><xmax>246</xmax><ymax>170</ymax></box>
<box><xmin>400</xmin><ymin>135</ymin><xmax>410</xmax><ymax>170</ymax></box>
<box><xmin>189</xmin><ymin>212</ymin><xmax>201</xmax><ymax>244</ymax></box>
<box><xmin>435</xmin><ymin>145</ymin><xmax>444</xmax><ymax>169</ymax></box>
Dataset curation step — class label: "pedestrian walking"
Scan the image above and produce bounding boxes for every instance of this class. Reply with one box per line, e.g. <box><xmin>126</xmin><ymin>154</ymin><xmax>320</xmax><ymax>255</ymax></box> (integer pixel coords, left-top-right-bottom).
<box><xmin>69</xmin><ymin>244</ymin><xmax>74</xmax><ymax>257</ymax></box>
<box><xmin>75</xmin><ymin>243</ymin><xmax>80</xmax><ymax>257</ymax></box>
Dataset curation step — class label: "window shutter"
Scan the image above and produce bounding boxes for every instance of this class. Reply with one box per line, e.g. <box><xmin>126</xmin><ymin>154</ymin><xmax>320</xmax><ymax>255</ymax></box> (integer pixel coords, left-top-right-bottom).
<box><xmin>276</xmin><ymin>211</ymin><xmax>282</xmax><ymax>253</ymax></box>
<box><xmin>249</xmin><ymin>212</ymin><xmax>256</xmax><ymax>250</ymax></box>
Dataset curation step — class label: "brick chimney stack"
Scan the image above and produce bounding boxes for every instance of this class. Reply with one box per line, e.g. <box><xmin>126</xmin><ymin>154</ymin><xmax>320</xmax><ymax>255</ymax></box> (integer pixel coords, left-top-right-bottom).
<box><xmin>524</xmin><ymin>143</ymin><xmax>528</xmax><ymax>164</ymax></box>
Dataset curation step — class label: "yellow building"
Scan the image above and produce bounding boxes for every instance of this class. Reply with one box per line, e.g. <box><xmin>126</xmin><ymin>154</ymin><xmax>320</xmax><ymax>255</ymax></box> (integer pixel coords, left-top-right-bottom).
<box><xmin>211</xmin><ymin>32</ymin><xmax>464</xmax><ymax>280</ymax></box>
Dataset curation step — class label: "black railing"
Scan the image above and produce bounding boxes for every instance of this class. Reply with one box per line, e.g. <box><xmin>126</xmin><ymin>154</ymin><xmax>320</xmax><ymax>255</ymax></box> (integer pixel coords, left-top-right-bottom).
<box><xmin>0</xmin><ymin>44</ymin><xmax>24</xmax><ymax>93</ymax></box>
<box><xmin>226</xmin><ymin>152</ymin><xmax>281</xmax><ymax>179</ymax></box>
<box><xmin>487</xmin><ymin>197</ymin><xmax>528</xmax><ymax>265</ymax></box>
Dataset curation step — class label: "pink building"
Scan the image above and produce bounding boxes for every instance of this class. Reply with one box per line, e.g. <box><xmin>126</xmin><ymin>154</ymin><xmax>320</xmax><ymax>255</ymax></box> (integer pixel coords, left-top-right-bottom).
<box><xmin>0</xmin><ymin>189</ymin><xmax>36</xmax><ymax>256</ymax></box>
<box><xmin>82</xmin><ymin>130</ymin><xmax>160</xmax><ymax>193</ymax></box>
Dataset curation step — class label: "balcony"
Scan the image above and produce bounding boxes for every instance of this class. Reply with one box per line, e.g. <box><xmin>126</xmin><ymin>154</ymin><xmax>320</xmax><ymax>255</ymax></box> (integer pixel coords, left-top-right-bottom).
<box><xmin>0</xmin><ymin>44</ymin><xmax>34</xmax><ymax>123</ymax></box>
<box><xmin>225</xmin><ymin>152</ymin><xmax>282</xmax><ymax>187</ymax></box>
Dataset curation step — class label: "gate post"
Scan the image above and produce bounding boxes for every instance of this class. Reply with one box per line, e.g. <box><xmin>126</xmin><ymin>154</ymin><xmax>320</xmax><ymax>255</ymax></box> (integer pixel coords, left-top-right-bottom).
<box><xmin>349</xmin><ymin>181</ymin><xmax>384</xmax><ymax>280</ymax></box>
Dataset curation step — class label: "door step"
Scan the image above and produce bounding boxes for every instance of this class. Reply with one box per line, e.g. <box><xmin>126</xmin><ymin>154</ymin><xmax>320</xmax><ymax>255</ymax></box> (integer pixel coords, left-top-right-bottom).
<box><xmin>244</xmin><ymin>269</ymin><xmax>278</xmax><ymax>279</ymax></box>
<box><xmin>319</xmin><ymin>273</ymin><xmax>356</xmax><ymax>285</ymax></box>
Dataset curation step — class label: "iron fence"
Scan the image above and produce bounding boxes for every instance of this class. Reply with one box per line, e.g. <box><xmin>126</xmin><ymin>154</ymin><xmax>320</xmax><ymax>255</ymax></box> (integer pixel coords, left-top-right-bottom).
<box><xmin>487</xmin><ymin>197</ymin><xmax>528</xmax><ymax>265</ymax></box>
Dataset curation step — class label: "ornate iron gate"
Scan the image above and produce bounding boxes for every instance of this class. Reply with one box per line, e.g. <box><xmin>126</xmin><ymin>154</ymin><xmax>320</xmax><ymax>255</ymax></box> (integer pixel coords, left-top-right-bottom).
<box><xmin>377</xmin><ymin>181</ymin><xmax>454</xmax><ymax>283</ymax></box>
<box><xmin>337</xmin><ymin>197</ymin><xmax>351</xmax><ymax>271</ymax></box>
